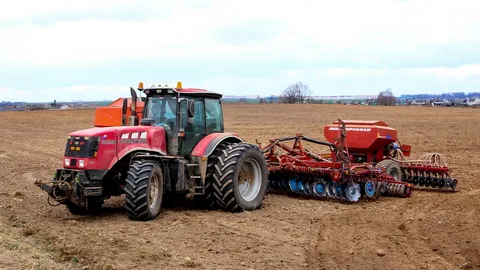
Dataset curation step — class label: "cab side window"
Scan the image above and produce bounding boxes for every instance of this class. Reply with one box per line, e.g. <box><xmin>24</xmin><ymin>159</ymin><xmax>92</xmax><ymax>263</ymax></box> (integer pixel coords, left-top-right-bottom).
<box><xmin>193</xmin><ymin>98</ymin><xmax>206</xmax><ymax>134</ymax></box>
<box><xmin>205</xmin><ymin>98</ymin><xmax>224</xmax><ymax>133</ymax></box>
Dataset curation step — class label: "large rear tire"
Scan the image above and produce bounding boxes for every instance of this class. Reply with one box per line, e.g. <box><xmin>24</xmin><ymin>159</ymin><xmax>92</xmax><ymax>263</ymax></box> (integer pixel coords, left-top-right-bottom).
<box><xmin>212</xmin><ymin>143</ymin><xmax>268</xmax><ymax>212</ymax></box>
<box><xmin>200</xmin><ymin>142</ymin><xmax>232</xmax><ymax>209</ymax></box>
<box><xmin>376</xmin><ymin>159</ymin><xmax>402</xmax><ymax>181</ymax></box>
<box><xmin>125</xmin><ymin>160</ymin><xmax>164</xmax><ymax>221</ymax></box>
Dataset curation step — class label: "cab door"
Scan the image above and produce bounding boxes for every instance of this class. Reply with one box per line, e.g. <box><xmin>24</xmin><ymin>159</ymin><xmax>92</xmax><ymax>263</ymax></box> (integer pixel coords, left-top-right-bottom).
<box><xmin>179</xmin><ymin>97</ymin><xmax>206</xmax><ymax>155</ymax></box>
<box><xmin>205</xmin><ymin>98</ymin><xmax>224</xmax><ymax>133</ymax></box>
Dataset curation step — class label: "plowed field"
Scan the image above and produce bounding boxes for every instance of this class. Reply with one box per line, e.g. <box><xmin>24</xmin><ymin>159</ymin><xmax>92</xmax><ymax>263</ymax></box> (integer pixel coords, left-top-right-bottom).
<box><xmin>0</xmin><ymin>104</ymin><xmax>478</xmax><ymax>270</ymax></box>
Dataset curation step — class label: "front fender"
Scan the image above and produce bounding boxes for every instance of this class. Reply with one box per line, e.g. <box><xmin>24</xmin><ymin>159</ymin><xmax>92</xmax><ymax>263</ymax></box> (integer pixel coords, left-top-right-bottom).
<box><xmin>191</xmin><ymin>133</ymin><xmax>243</xmax><ymax>183</ymax></box>
<box><xmin>108</xmin><ymin>147</ymin><xmax>167</xmax><ymax>170</ymax></box>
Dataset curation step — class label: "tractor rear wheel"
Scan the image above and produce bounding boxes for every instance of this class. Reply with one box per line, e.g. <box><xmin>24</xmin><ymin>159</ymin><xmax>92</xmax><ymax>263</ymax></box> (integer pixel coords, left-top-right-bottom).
<box><xmin>125</xmin><ymin>160</ymin><xmax>164</xmax><ymax>221</ymax></box>
<box><xmin>212</xmin><ymin>143</ymin><xmax>268</xmax><ymax>212</ymax></box>
<box><xmin>376</xmin><ymin>159</ymin><xmax>402</xmax><ymax>181</ymax></box>
<box><xmin>200</xmin><ymin>142</ymin><xmax>231</xmax><ymax>209</ymax></box>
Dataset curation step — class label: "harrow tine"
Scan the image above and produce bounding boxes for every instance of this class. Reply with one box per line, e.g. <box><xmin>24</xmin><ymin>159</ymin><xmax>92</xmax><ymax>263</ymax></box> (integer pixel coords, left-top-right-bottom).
<box><xmin>313</xmin><ymin>180</ymin><xmax>327</xmax><ymax>197</ymax></box>
<box><xmin>304</xmin><ymin>181</ymin><xmax>313</xmax><ymax>195</ymax></box>
<box><xmin>328</xmin><ymin>182</ymin><xmax>336</xmax><ymax>198</ymax></box>
<box><xmin>297</xmin><ymin>180</ymin><xmax>306</xmax><ymax>194</ymax></box>
<box><xmin>268</xmin><ymin>175</ymin><xmax>278</xmax><ymax>190</ymax></box>
<box><xmin>451</xmin><ymin>178</ymin><xmax>458</xmax><ymax>190</ymax></box>
<box><xmin>325</xmin><ymin>182</ymin><xmax>333</xmax><ymax>198</ymax></box>
<box><xmin>281</xmin><ymin>178</ymin><xmax>290</xmax><ymax>193</ymax></box>
<box><xmin>337</xmin><ymin>183</ymin><xmax>347</xmax><ymax>200</ymax></box>
<box><xmin>437</xmin><ymin>178</ymin><xmax>445</xmax><ymax>188</ymax></box>
<box><xmin>364</xmin><ymin>180</ymin><xmax>376</xmax><ymax>198</ymax></box>
<box><xmin>288</xmin><ymin>177</ymin><xmax>299</xmax><ymax>193</ymax></box>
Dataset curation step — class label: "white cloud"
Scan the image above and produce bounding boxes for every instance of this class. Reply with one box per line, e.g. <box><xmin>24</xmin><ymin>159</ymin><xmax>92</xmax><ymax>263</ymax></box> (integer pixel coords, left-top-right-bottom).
<box><xmin>0</xmin><ymin>0</ymin><xmax>479</xmax><ymax>68</ymax></box>
<box><xmin>410</xmin><ymin>65</ymin><xmax>480</xmax><ymax>80</ymax></box>
<box><xmin>300</xmin><ymin>65</ymin><xmax>480</xmax><ymax>80</ymax></box>
<box><xmin>0</xmin><ymin>0</ymin><xmax>165</xmax><ymax>20</ymax></box>
<box><xmin>322</xmin><ymin>68</ymin><xmax>389</xmax><ymax>77</ymax></box>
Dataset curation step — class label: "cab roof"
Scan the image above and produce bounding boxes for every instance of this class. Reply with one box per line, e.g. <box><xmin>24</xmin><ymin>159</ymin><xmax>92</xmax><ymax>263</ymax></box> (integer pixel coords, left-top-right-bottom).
<box><xmin>142</xmin><ymin>86</ymin><xmax>223</xmax><ymax>99</ymax></box>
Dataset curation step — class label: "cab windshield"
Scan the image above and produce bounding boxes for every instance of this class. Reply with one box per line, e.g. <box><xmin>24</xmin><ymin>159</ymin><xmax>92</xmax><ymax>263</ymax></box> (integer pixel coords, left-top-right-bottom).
<box><xmin>144</xmin><ymin>96</ymin><xmax>177</xmax><ymax>130</ymax></box>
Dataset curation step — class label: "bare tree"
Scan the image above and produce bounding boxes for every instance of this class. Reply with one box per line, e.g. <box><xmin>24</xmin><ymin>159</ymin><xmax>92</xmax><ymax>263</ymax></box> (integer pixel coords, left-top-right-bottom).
<box><xmin>281</xmin><ymin>82</ymin><xmax>312</xmax><ymax>104</ymax></box>
<box><xmin>377</xmin><ymin>88</ymin><xmax>396</xmax><ymax>106</ymax></box>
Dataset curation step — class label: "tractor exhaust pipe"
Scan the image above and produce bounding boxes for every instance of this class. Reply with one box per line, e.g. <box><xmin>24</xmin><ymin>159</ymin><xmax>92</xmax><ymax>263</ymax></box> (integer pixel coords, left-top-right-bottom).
<box><xmin>129</xmin><ymin>87</ymin><xmax>139</xmax><ymax>126</ymax></box>
<box><xmin>121</xmin><ymin>98</ymin><xmax>128</xmax><ymax>126</ymax></box>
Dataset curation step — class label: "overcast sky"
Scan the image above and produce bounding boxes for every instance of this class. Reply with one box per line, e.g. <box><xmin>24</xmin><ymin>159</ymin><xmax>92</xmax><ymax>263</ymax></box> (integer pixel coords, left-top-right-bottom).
<box><xmin>1</xmin><ymin>0</ymin><xmax>480</xmax><ymax>102</ymax></box>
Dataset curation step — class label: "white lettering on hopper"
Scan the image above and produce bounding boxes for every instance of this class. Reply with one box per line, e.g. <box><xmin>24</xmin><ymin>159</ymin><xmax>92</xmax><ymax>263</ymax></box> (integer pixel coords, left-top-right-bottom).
<box><xmin>328</xmin><ymin>127</ymin><xmax>372</xmax><ymax>132</ymax></box>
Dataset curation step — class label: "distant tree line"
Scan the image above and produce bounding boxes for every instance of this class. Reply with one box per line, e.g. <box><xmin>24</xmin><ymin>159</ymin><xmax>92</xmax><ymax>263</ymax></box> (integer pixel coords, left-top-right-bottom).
<box><xmin>400</xmin><ymin>92</ymin><xmax>480</xmax><ymax>100</ymax></box>
<box><xmin>223</xmin><ymin>83</ymin><xmax>479</xmax><ymax>106</ymax></box>
<box><xmin>279</xmin><ymin>83</ymin><xmax>398</xmax><ymax>106</ymax></box>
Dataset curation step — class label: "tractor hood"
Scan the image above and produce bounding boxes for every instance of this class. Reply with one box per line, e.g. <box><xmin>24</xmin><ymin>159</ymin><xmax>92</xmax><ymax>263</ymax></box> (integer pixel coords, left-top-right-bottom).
<box><xmin>69</xmin><ymin>126</ymin><xmax>120</xmax><ymax>138</ymax></box>
<box><xmin>65</xmin><ymin>125</ymin><xmax>168</xmax><ymax>170</ymax></box>
<box><xmin>69</xmin><ymin>126</ymin><xmax>166</xmax><ymax>142</ymax></box>
<box><xmin>69</xmin><ymin>126</ymin><xmax>167</xmax><ymax>153</ymax></box>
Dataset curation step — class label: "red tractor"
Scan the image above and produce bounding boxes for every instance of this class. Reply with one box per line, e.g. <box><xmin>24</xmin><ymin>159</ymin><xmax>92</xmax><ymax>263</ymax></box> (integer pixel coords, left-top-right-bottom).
<box><xmin>36</xmin><ymin>82</ymin><xmax>269</xmax><ymax>221</ymax></box>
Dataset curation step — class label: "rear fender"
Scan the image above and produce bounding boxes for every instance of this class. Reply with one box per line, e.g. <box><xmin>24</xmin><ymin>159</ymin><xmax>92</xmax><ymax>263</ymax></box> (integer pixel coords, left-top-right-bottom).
<box><xmin>191</xmin><ymin>133</ymin><xmax>243</xmax><ymax>182</ymax></box>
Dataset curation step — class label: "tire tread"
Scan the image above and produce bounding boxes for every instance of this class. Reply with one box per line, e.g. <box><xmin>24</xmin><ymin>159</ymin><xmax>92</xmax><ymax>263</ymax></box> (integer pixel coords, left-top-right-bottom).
<box><xmin>125</xmin><ymin>160</ymin><xmax>161</xmax><ymax>221</ymax></box>
<box><xmin>212</xmin><ymin>142</ymin><xmax>266</xmax><ymax>212</ymax></box>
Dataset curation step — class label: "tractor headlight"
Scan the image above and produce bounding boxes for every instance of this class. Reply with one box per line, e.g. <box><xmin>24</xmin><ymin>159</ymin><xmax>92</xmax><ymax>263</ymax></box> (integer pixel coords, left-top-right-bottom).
<box><xmin>78</xmin><ymin>160</ymin><xmax>85</xmax><ymax>168</ymax></box>
<box><xmin>64</xmin><ymin>158</ymin><xmax>71</xmax><ymax>166</ymax></box>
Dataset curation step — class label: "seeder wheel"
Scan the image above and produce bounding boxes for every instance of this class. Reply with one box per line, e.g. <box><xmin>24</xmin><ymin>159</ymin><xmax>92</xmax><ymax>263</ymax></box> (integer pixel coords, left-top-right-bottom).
<box><xmin>376</xmin><ymin>160</ymin><xmax>402</xmax><ymax>181</ymax></box>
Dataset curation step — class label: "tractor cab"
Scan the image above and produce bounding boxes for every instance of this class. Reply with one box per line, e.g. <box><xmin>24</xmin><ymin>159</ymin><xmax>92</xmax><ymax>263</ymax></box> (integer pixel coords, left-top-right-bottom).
<box><xmin>135</xmin><ymin>82</ymin><xmax>224</xmax><ymax>156</ymax></box>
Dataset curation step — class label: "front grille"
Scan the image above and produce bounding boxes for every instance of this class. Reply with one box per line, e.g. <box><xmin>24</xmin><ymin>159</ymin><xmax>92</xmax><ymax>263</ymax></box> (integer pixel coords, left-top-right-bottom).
<box><xmin>64</xmin><ymin>136</ymin><xmax>99</xmax><ymax>158</ymax></box>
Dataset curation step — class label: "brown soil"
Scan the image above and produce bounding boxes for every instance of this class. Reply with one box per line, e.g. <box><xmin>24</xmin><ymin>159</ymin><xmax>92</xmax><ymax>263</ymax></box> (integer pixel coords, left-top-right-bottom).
<box><xmin>0</xmin><ymin>104</ymin><xmax>478</xmax><ymax>270</ymax></box>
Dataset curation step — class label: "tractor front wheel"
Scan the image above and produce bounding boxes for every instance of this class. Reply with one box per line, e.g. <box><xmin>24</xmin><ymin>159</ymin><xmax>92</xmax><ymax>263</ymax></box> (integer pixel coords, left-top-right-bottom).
<box><xmin>212</xmin><ymin>143</ymin><xmax>268</xmax><ymax>212</ymax></box>
<box><xmin>125</xmin><ymin>160</ymin><xmax>164</xmax><ymax>221</ymax></box>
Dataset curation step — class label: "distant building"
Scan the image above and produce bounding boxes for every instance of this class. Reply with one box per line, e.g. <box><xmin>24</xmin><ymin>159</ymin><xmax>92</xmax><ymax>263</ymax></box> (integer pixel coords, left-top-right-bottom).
<box><xmin>411</xmin><ymin>100</ymin><xmax>427</xmax><ymax>106</ymax></box>
<box><xmin>431</xmin><ymin>101</ymin><xmax>444</xmax><ymax>107</ymax></box>
<box><xmin>467</xmin><ymin>98</ymin><xmax>480</xmax><ymax>107</ymax></box>
<box><xmin>0</xmin><ymin>102</ymin><xmax>27</xmax><ymax>111</ymax></box>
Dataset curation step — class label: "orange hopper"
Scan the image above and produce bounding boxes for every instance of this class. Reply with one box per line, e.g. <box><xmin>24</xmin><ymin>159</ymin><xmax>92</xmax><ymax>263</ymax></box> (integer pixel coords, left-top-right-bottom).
<box><xmin>94</xmin><ymin>98</ymin><xmax>144</xmax><ymax>127</ymax></box>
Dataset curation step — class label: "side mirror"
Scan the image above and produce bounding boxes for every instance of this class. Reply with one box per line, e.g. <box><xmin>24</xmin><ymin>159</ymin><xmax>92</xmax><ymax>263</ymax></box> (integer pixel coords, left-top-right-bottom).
<box><xmin>129</xmin><ymin>87</ymin><xmax>139</xmax><ymax>126</ymax></box>
<box><xmin>121</xmin><ymin>98</ymin><xmax>128</xmax><ymax>126</ymax></box>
